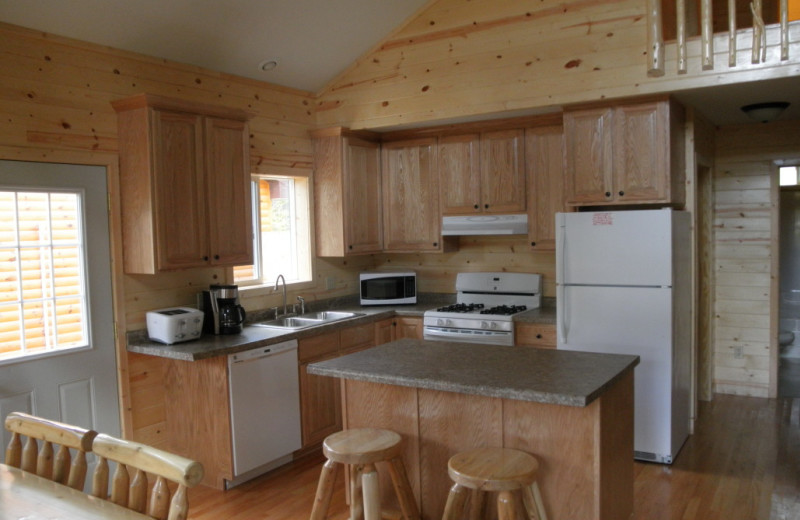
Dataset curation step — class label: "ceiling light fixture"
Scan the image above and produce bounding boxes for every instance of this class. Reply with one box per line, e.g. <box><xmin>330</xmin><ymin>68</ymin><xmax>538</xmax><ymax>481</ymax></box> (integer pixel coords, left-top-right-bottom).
<box><xmin>258</xmin><ymin>59</ymin><xmax>278</xmax><ymax>72</ymax></box>
<box><xmin>740</xmin><ymin>101</ymin><xmax>790</xmax><ymax>123</ymax></box>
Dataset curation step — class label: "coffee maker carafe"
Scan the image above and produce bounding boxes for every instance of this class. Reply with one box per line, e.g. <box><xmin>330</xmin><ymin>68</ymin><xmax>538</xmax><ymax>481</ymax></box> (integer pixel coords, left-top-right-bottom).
<box><xmin>203</xmin><ymin>284</ymin><xmax>246</xmax><ymax>334</ymax></box>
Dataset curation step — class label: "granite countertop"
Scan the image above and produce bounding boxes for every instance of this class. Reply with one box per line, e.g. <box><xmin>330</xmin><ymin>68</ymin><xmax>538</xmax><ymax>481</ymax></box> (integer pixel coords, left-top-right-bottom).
<box><xmin>125</xmin><ymin>296</ymin><xmax>557</xmax><ymax>362</ymax></box>
<box><xmin>307</xmin><ymin>338</ymin><xmax>638</xmax><ymax>407</ymax></box>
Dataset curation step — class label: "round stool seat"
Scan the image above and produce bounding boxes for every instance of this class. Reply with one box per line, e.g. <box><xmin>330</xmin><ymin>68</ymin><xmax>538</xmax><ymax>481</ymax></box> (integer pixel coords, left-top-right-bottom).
<box><xmin>448</xmin><ymin>447</ymin><xmax>540</xmax><ymax>492</ymax></box>
<box><xmin>322</xmin><ymin>428</ymin><xmax>403</xmax><ymax>465</ymax></box>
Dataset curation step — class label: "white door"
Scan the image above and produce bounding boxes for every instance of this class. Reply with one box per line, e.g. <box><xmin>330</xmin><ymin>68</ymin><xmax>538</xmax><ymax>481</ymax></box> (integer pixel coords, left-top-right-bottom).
<box><xmin>0</xmin><ymin>160</ymin><xmax>120</xmax><ymax>450</ymax></box>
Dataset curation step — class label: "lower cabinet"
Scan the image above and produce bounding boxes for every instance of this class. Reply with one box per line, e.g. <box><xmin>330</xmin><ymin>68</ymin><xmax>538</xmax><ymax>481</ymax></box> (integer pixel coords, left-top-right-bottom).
<box><xmin>298</xmin><ymin>323</ymin><xmax>375</xmax><ymax>449</ymax></box>
<box><xmin>515</xmin><ymin>323</ymin><xmax>557</xmax><ymax>348</ymax></box>
<box><xmin>374</xmin><ymin>316</ymin><xmax>424</xmax><ymax>344</ymax></box>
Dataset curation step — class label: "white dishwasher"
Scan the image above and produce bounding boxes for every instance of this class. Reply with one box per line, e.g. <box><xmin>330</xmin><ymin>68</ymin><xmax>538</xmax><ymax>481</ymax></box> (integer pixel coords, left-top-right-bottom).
<box><xmin>227</xmin><ymin>339</ymin><xmax>301</xmax><ymax>485</ymax></box>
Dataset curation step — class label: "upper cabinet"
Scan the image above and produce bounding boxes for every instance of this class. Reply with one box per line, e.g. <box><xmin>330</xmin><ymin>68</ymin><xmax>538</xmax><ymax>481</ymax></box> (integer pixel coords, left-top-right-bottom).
<box><xmin>525</xmin><ymin>125</ymin><xmax>566</xmax><ymax>251</ymax></box>
<box><xmin>311</xmin><ymin>128</ymin><xmax>382</xmax><ymax>256</ymax></box>
<box><xmin>382</xmin><ymin>138</ymin><xmax>455</xmax><ymax>253</ymax></box>
<box><xmin>112</xmin><ymin>94</ymin><xmax>253</xmax><ymax>274</ymax></box>
<box><xmin>439</xmin><ymin>130</ymin><xmax>526</xmax><ymax>215</ymax></box>
<box><xmin>563</xmin><ymin>97</ymin><xmax>685</xmax><ymax>207</ymax></box>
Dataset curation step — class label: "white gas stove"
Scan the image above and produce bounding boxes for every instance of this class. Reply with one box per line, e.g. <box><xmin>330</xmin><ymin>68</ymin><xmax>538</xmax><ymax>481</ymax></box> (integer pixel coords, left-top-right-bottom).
<box><xmin>423</xmin><ymin>272</ymin><xmax>542</xmax><ymax>346</ymax></box>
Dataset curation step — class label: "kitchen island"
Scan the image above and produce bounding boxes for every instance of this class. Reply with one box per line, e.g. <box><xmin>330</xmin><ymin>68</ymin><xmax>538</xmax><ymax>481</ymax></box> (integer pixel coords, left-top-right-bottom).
<box><xmin>308</xmin><ymin>339</ymin><xmax>639</xmax><ymax>520</ymax></box>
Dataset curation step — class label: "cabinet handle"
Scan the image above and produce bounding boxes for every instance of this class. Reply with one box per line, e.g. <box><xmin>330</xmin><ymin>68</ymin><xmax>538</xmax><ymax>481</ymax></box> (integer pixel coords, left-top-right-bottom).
<box><xmin>474</xmin><ymin>204</ymin><xmax>479</xmax><ymax>209</ymax></box>
<box><xmin>531</xmin><ymin>241</ymin><xmax>536</xmax><ymax>247</ymax></box>
<box><xmin>433</xmin><ymin>242</ymin><xmax>438</xmax><ymax>247</ymax></box>
<box><xmin>484</xmin><ymin>204</ymin><xmax>489</xmax><ymax>209</ymax></box>
<box><xmin>214</xmin><ymin>254</ymin><xmax>220</xmax><ymax>260</ymax></box>
<box><xmin>618</xmin><ymin>190</ymin><xmax>625</xmax><ymax>196</ymax></box>
<box><xmin>605</xmin><ymin>192</ymin><xmax>611</xmax><ymax>197</ymax></box>
<box><xmin>348</xmin><ymin>245</ymin><xmax>353</xmax><ymax>250</ymax></box>
<box><xmin>536</xmin><ymin>334</ymin><xmax>542</xmax><ymax>339</ymax></box>
<box><xmin>203</xmin><ymin>255</ymin><xmax>209</xmax><ymax>261</ymax></box>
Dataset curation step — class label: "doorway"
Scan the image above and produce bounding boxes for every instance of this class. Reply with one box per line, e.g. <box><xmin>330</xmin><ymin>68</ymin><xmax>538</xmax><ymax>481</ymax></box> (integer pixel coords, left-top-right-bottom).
<box><xmin>778</xmin><ymin>165</ymin><xmax>800</xmax><ymax>397</ymax></box>
<box><xmin>0</xmin><ymin>160</ymin><xmax>120</xmax><ymax>445</ymax></box>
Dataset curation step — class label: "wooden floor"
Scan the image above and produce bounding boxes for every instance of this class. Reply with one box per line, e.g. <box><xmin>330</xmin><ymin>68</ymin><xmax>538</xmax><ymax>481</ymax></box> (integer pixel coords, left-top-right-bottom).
<box><xmin>187</xmin><ymin>394</ymin><xmax>800</xmax><ymax>520</ymax></box>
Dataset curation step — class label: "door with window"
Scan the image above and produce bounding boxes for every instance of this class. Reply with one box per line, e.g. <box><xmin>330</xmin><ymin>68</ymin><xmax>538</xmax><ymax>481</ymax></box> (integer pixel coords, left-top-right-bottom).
<box><xmin>0</xmin><ymin>160</ymin><xmax>120</xmax><ymax>450</ymax></box>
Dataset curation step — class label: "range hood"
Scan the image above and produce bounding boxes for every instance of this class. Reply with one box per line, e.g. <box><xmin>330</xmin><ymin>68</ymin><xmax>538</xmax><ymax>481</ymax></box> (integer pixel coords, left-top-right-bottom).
<box><xmin>441</xmin><ymin>214</ymin><xmax>528</xmax><ymax>236</ymax></box>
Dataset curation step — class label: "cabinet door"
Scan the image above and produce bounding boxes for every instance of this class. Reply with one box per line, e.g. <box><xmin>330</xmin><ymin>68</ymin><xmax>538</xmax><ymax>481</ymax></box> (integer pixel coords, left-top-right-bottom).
<box><xmin>480</xmin><ymin>129</ymin><xmax>526</xmax><ymax>213</ymax></box>
<box><xmin>344</xmin><ymin>137</ymin><xmax>383</xmax><ymax>253</ymax></box>
<box><xmin>395</xmin><ymin>317</ymin><xmax>423</xmax><ymax>339</ymax></box>
<box><xmin>612</xmin><ymin>102</ymin><xmax>668</xmax><ymax>203</ymax></box>
<box><xmin>526</xmin><ymin>126</ymin><xmax>565</xmax><ymax>250</ymax></box>
<box><xmin>340</xmin><ymin>322</ymin><xmax>375</xmax><ymax>355</ymax></box>
<box><xmin>515</xmin><ymin>323</ymin><xmax>556</xmax><ymax>348</ymax></box>
<box><xmin>382</xmin><ymin>138</ymin><xmax>442</xmax><ymax>252</ymax></box>
<box><xmin>299</xmin><ymin>356</ymin><xmax>342</xmax><ymax>447</ymax></box>
<box><xmin>375</xmin><ymin>318</ymin><xmax>396</xmax><ymax>345</ymax></box>
<box><xmin>152</xmin><ymin>109</ymin><xmax>208</xmax><ymax>270</ymax></box>
<box><xmin>439</xmin><ymin>134</ymin><xmax>481</xmax><ymax>215</ymax></box>
<box><xmin>564</xmin><ymin>107</ymin><xmax>613</xmax><ymax>205</ymax></box>
<box><xmin>205</xmin><ymin>117</ymin><xmax>253</xmax><ymax>266</ymax></box>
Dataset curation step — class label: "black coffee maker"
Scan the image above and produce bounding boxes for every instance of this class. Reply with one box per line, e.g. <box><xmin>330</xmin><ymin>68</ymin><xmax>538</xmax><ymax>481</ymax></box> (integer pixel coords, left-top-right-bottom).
<box><xmin>202</xmin><ymin>284</ymin><xmax>246</xmax><ymax>334</ymax></box>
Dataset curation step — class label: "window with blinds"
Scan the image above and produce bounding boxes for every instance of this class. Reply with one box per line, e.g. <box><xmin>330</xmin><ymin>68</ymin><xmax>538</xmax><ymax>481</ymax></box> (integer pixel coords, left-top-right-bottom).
<box><xmin>0</xmin><ymin>190</ymin><xmax>89</xmax><ymax>362</ymax></box>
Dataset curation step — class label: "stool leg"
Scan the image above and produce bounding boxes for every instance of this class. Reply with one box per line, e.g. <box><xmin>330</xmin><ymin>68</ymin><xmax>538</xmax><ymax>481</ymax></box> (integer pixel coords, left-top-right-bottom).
<box><xmin>350</xmin><ymin>464</ymin><xmax>365</xmax><ymax>520</ymax></box>
<box><xmin>497</xmin><ymin>490</ymin><xmax>519</xmax><ymax>520</ymax></box>
<box><xmin>468</xmin><ymin>489</ymin><xmax>484</xmax><ymax>520</ymax></box>
<box><xmin>441</xmin><ymin>483</ymin><xmax>468</xmax><ymax>520</ymax></box>
<box><xmin>387</xmin><ymin>457</ymin><xmax>420</xmax><ymax>520</ymax></box>
<box><xmin>522</xmin><ymin>482</ymin><xmax>548</xmax><ymax>520</ymax></box>
<box><xmin>310</xmin><ymin>459</ymin><xmax>339</xmax><ymax>520</ymax></box>
<box><xmin>362</xmin><ymin>463</ymin><xmax>381</xmax><ymax>520</ymax></box>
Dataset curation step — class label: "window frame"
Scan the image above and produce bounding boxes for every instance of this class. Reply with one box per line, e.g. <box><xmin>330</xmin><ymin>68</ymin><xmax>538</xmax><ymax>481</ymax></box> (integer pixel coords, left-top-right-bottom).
<box><xmin>233</xmin><ymin>174</ymin><xmax>314</xmax><ymax>291</ymax></box>
<box><xmin>0</xmin><ymin>186</ymin><xmax>92</xmax><ymax>365</ymax></box>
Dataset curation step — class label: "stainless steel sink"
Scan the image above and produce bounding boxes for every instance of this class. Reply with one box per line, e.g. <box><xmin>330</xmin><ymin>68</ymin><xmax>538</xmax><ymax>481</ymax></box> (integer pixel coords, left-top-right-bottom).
<box><xmin>301</xmin><ymin>311</ymin><xmax>362</xmax><ymax>321</ymax></box>
<box><xmin>251</xmin><ymin>311</ymin><xmax>364</xmax><ymax>330</ymax></box>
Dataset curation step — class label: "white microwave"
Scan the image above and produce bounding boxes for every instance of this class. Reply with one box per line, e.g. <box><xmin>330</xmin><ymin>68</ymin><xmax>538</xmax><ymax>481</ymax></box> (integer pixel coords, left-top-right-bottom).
<box><xmin>359</xmin><ymin>271</ymin><xmax>417</xmax><ymax>305</ymax></box>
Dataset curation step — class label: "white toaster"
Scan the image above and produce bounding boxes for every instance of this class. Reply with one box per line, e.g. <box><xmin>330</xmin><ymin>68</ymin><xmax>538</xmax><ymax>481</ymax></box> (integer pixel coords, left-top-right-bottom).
<box><xmin>146</xmin><ymin>307</ymin><xmax>204</xmax><ymax>344</ymax></box>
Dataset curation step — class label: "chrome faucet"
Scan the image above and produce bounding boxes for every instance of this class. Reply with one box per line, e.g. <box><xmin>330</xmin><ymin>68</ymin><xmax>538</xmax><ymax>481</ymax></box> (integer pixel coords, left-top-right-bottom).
<box><xmin>296</xmin><ymin>296</ymin><xmax>306</xmax><ymax>315</ymax></box>
<box><xmin>274</xmin><ymin>274</ymin><xmax>287</xmax><ymax>316</ymax></box>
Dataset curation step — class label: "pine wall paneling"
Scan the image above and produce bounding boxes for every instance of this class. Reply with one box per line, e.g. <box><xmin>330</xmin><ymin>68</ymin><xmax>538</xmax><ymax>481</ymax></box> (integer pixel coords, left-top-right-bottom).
<box><xmin>316</xmin><ymin>0</ymin><xmax>800</xmax><ymax>130</ymax></box>
<box><xmin>0</xmin><ymin>22</ymin><xmax>317</xmax><ymax>442</ymax></box>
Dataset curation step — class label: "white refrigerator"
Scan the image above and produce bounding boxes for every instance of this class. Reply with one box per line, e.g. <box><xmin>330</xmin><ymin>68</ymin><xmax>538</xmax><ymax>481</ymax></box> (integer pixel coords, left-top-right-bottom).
<box><xmin>556</xmin><ymin>209</ymin><xmax>691</xmax><ymax>464</ymax></box>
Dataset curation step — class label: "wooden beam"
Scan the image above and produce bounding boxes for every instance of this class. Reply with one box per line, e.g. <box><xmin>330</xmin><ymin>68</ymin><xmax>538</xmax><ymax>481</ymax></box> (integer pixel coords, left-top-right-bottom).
<box><xmin>678</xmin><ymin>0</ymin><xmax>688</xmax><ymax>73</ymax></box>
<box><xmin>701</xmin><ymin>0</ymin><xmax>714</xmax><ymax>69</ymax></box>
<box><xmin>729</xmin><ymin>0</ymin><xmax>738</xmax><ymax>67</ymax></box>
<box><xmin>648</xmin><ymin>0</ymin><xmax>665</xmax><ymax>77</ymax></box>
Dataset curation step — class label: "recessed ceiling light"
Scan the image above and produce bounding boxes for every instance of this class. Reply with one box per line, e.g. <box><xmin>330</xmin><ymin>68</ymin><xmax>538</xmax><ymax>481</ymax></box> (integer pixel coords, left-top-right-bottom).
<box><xmin>258</xmin><ymin>59</ymin><xmax>278</xmax><ymax>72</ymax></box>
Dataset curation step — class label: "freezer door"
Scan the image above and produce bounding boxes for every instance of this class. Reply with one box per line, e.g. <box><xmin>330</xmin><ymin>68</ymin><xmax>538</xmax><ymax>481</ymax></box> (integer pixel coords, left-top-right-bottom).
<box><xmin>556</xmin><ymin>210</ymin><xmax>673</xmax><ymax>286</ymax></box>
<box><xmin>557</xmin><ymin>285</ymin><xmax>674</xmax><ymax>461</ymax></box>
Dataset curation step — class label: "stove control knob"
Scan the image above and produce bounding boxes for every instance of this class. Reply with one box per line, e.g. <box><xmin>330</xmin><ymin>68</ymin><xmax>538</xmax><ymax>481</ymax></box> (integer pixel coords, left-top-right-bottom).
<box><xmin>437</xmin><ymin>318</ymin><xmax>445</xmax><ymax>327</ymax></box>
<box><xmin>445</xmin><ymin>319</ymin><xmax>453</xmax><ymax>327</ymax></box>
<box><xmin>481</xmin><ymin>321</ymin><xmax>489</xmax><ymax>329</ymax></box>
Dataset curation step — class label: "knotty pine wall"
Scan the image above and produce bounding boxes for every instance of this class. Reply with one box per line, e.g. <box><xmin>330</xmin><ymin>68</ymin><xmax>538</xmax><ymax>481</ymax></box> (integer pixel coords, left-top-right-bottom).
<box><xmin>316</xmin><ymin>0</ymin><xmax>800</xmax><ymax>130</ymax></box>
<box><xmin>714</xmin><ymin>120</ymin><xmax>800</xmax><ymax>398</ymax></box>
<box><xmin>0</xmin><ymin>22</ymin><xmax>371</xmax><ymax>441</ymax></box>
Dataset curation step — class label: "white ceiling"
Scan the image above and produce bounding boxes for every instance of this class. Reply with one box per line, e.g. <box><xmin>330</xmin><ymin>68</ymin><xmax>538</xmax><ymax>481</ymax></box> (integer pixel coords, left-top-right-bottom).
<box><xmin>0</xmin><ymin>0</ymin><xmax>429</xmax><ymax>93</ymax></box>
<box><xmin>1</xmin><ymin>0</ymin><xmax>799</xmax><ymax>125</ymax></box>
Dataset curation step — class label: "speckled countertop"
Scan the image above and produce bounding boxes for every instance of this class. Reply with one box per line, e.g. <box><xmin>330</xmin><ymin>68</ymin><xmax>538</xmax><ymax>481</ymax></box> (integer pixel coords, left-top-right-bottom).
<box><xmin>307</xmin><ymin>338</ymin><xmax>637</xmax><ymax>407</ymax></box>
<box><xmin>126</xmin><ymin>295</ymin><xmax>557</xmax><ymax>361</ymax></box>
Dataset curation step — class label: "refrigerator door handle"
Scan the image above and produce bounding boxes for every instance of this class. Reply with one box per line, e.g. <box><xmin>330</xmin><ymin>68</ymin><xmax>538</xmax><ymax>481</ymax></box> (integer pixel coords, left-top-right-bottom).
<box><xmin>558</xmin><ymin>284</ymin><xmax>568</xmax><ymax>345</ymax></box>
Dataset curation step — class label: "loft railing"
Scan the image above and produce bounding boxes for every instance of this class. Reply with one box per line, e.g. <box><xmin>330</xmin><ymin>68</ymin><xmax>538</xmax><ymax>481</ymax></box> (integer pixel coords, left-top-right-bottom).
<box><xmin>648</xmin><ymin>0</ymin><xmax>794</xmax><ymax>75</ymax></box>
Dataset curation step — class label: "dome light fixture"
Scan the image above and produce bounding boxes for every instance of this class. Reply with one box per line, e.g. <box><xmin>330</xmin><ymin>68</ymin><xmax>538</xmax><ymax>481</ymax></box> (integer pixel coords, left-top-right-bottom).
<box><xmin>258</xmin><ymin>59</ymin><xmax>278</xmax><ymax>72</ymax></box>
<box><xmin>740</xmin><ymin>101</ymin><xmax>790</xmax><ymax>123</ymax></box>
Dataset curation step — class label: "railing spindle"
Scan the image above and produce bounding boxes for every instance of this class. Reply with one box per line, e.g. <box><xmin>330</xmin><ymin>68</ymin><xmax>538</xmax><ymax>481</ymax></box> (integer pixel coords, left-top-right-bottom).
<box><xmin>701</xmin><ymin>0</ymin><xmax>714</xmax><ymax>69</ymax></box>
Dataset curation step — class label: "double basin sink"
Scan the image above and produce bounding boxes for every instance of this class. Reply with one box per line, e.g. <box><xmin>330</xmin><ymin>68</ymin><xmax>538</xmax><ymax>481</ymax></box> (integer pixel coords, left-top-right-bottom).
<box><xmin>252</xmin><ymin>311</ymin><xmax>364</xmax><ymax>331</ymax></box>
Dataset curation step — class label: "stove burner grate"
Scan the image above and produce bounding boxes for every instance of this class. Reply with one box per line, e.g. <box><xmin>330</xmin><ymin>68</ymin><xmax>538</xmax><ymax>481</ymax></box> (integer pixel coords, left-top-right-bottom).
<box><xmin>435</xmin><ymin>303</ymin><xmax>484</xmax><ymax>313</ymax></box>
<box><xmin>479</xmin><ymin>305</ymin><xmax>528</xmax><ymax>316</ymax></box>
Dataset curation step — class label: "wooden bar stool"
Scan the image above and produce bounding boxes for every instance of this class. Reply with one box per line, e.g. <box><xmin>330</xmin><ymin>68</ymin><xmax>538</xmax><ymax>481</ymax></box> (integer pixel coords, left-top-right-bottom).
<box><xmin>441</xmin><ymin>447</ymin><xmax>547</xmax><ymax>520</ymax></box>
<box><xmin>310</xmin><ymin>428</ymin><xmax>420</xmax><ymax>520</ymax></box>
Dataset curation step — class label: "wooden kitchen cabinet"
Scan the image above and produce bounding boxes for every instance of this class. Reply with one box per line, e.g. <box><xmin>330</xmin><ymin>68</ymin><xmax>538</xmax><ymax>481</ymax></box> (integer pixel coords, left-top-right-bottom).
<box><xmin>374</xmin><ymin>316</ymin><xmax>424</xmax><ymax>342</ymax></box>
<box><xmin>563</xmin><ymin>97</ymin><xmax>685</xmax><ymax>207</ymax></box>
<box><xmin>298</xmin><ymin>323</ymin><xmax>376</xmax><ymax>448</ymax></box>
<box><xmin>382</xmin><ymin>138</ymin><xmax>456</xmax><ymax>252</ymax></box>
<box><xmin>438</xmin><ymin>130</ymin><xmax>525</xmax><ymax>215</ymax></box>
<box><xmin>515</xmin><ymin>323</ymin><xmax>557</xmax><ymax>348</ymax></box>
<box><xmin>112</xmin><ymin>94</ymin><xmax>253</xmax><ymax>273</ymax></box>
<box><xmin>311</xmin><ymin>127</ymin><xmax>383</xmax><ymax>256</ymax></box>
<box><xmin>525</xmin><ymin>125</ymin><xmax>566</xmax><ymax>251</ymax></box>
